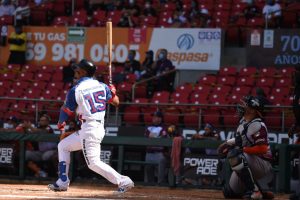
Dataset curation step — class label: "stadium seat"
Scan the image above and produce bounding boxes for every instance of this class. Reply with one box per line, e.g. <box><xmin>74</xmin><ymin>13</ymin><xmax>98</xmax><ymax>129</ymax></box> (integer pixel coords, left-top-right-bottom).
<box><xmin>163</xmin><ymin>107</ymin><xmax>180</xmax><ymax>126</ymax></box>
<box><xmin>0</xmin><ymin>72</ymin><xmax>16</xmax><ymax>81</ymax></box>
<box><xmin>198</xmin><ymin>74</ymin><xmax>217</xmax><ymax>86</ymax></box>
<box><xmin>223</xmin><ymin>108</ymin><xmax>239</xmax><ymax>128</ymax></box>
<box><xmin>231</xmin><ymin>86</ymin><xmax>252</xmax><ymax>96</ymax></box>
<box><xmin>123</xmin><ymin>106</ymin><xmax>141</xmax><ymax>125</ymax></box>
<box><xmin>202</xmin><ymin>109</ymin><xmax>222</xmax><ymax>127</ymax></box>
<box><xmin>151</xmin><ymin>91</ymin><xmax>170</xmax><ymax>104</ymax></box>
<box><xmin>23</xmin><ymin>88</ymin><xmax>42</xmax><ymax>99</ymax></box>
<box><xmin>0</xmin><ymin>15</ymin><xmax>14</xmax><ymax>25</ymax></box>
<box><xmin>17</xmin><ymin>72</ymin><xmax>34</xmax><ymax>82</ymax></box>
<box><xmin>92</xmin><ymin>10</ymin><xmax>107</xmax><ymax>26</ymax></box>
<box><xmin>107</xmin><ymin>10</ymin><xmax>122</xmax><ymax>26</ymax></box>
<box><xmin>212</xmin><ymin>85</ymin><xmax>232</xmax><ymax>96</ymax></box>
<box><xmin>246</xmin><ymin>17</ymin><xmax>264</xmax><ymax>28</ymax></box>
<box><xmin>183</xmin><ymin>109</ymin><xmax>200</xmax><ymax>128</ymax></box>
<box><xmin>47</xmin><ymin>82</ymin><xmax>65</xmax><ymax>90</ymax></box>
<box><xmin>259</xmin><ymin>67</ymin><xmax>277</xmax><ymax>78</ymax></box>
<box><xmin>193</xmin><ymin>84</ymin><xmax>212</xmax><ymax>95</ymax></box>
<box><xmin>143</xmin><ymin>107</ymin><xmax>159</xmax><ymax>125</ymax></box>
<box><xmin>7</xmin><ymin>88</ymin><xmax>24</xmax><ymax>98</ymax></box>
<box><xmin>239</xmin><ymin>67</ymin><xmax>257</xmax><ymax>77</ymax></box>
<box><xmin>12</xmin><ymin>81</ymin><xmax>31</xmax><ymax>90</ymax></box>
<box><xmin>31</xmin><ymin>5</ymin><xmax>50</xmax><ymax>26</ymax></box>
<box><xmin>218</xmin><ymin>66</ymin><xmax>238</xmax><ymax>77</ymax></box>
<box><xmin>227</xmin><ymin>93</ymin><xmax>243</xmax><ymax>104</ymax></box>
<box><xmin>40</xmin><ymin>90</ymin><xmax>60</xmax><ymax>100</ymax></box>
<box><xmin>274</xmin><ymin>77</ymin><xmax>292</xmax><ymax>87</ymax></box>
<box><xmin>270</xmin><ymin>87</ymin><xmax>290</xmax><ymax>98</ymax></box>
<box><xmin>236</xmin><ymin>76</ymin><xmax>256</xmax><ymax>87</ymax></box>
<box><xmin>141</xmin><ymin>16</ymin><xmax>158</xmax><ymax>27</ymax></box>
<box><xmin>39</xmin><ymin>65</ymin><xmax>55</xmax><ymax>73</ymax></box>
<box><xmin>36</xmin><ymin>72</ymin><xmax>52</xmax><ymax>82</ymax></box>
<box><xmin>31</xmin><ymin>82</ymin><xmax>48</xmax><ymax>90</ymax></box>
<box><xmin>189</xmin><ymin>91</ymin><xmax>209</xmax><ymax>107</ymax></box>
<box><xmin>217</xmin><ymin>76</ymin><xmax>236</xmax><ymax>86</ymax></box>
<box><xmin>52</xmin><ymin>16</ymin><xmax>69</xmax><ymax>26</ymax></box>
<box><xmin>208</xmin><ymin>94</ymin><xmax>228</xmax><ymax>106</ymax></box>
<box><xmin>264</xmin><ymin>110</ymin><xmax>282</xmax><ymax>130</ymax></box>
<box><xmin>278</xmin><ymin>67</ymin><xmax>294</xmax><ymax>78</ymax></box>
<box><xmin>256</xmin><ymin>78</ymin><xmax>274</xmax><ymax>88</ymax></box>
<box><xmin>268</xmin><ymin>95</ymin><xmax>284</xmax><ymax>106</ymax></box>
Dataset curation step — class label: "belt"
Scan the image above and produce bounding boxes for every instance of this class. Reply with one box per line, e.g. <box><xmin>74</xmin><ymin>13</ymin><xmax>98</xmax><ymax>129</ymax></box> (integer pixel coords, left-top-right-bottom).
<box><xmin>82</xmin><ymin>119</ymin><xmax>103</xmax><ymax>124</ymax></box>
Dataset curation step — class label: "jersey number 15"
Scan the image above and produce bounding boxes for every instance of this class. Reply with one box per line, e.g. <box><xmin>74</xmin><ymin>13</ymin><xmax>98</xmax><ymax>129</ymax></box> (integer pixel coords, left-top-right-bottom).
<box><xmin>84</xmin><ymin>91</ymin><xmax>106</xmax><ymax>114</ymax></box>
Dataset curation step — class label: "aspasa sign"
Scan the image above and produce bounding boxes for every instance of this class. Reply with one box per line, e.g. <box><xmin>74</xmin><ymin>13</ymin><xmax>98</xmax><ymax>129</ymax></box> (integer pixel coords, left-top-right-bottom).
<box><xmin>183</xmin><ymin>154</ymin><xmax>219</xmax><ymax>177</ymax></box>
<box><xmin>0</xmin><ymin>26</ymin><xmax>222</xmax><ymax>70</ymax></box>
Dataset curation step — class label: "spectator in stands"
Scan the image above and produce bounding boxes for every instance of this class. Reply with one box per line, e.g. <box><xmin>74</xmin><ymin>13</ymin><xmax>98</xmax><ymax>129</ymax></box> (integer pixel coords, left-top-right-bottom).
<box><xmin>170</xmin><ymin>10</ymin><xmax>188</xmax><ymax>27</ymax></box>
<box><xmin>143</xmin><ymin>0</ymin><xmax>156</xmax><ymax>17</ymax></box>
<box><xmin>0</xmin><ymin>0</ymin><xmax>15</xmax><ymax>17</ymax></box>
<box><xmin>0</xmin><ymin>116</ymin><xmax>19</xmax><ymax>132</ymax></box>
<box><xmin>191</xmin><ymin>123</ymin><xmax>220</xmax><ymax>155</ymax></box>
<box><xmin>14</xmin><ymin>0</ymin><xmax>30</xmax><ymax>25</ymax></box>
<box><xmin>117</xmin><ymin>11</ymin><xmax>135</xmax><ymax>27</ymax></box>
<box><xmin>124</xmin><ymin>49</ymin><xmax>141</xmax><ymax>79</ymax></box>
<box><xmin>153</xmin><ymin>49</ymin><xmax>175</xmax><ymax>92</ymax></box>
<box><xmin>20</xmin><ymin>114</ymin><xmax>57</xmax><ymax>178</ymax></box>
<box><xmin>7</xmin><ymin>24</ymin><xmax>27</xmax><ymax>65</ymax></box>
<box><xmin>126</xmin><ymin>0</ymin><xmax>141</xmax><ymax>17</ymax></box>
<box><xmin>62</xmin><ymin>58</ymin><xmax>76</xmax><ymax>84</ymax></box>
<box><xmin>198</xmin><ymin>8</ymin><xmax>211</xmax><ymax>28</ymax></box>
<box><xmin>140</xmin><ymin>50</ymin><xmax>155</xmax><ymax>79</ymax></box>
<box><xmin>144</xmin><ymin>111</ymin><xmax>168</xmax><ymax>185</ymax></box>
<box><xmin>243</xmin><ymin>0</ymin><xmax>261</xmax><ymax>20</ymax></box>
<box><xmin>262</xmin><ymin>0</ymin><xmax>282</xmax><ymax>28</ymax></box>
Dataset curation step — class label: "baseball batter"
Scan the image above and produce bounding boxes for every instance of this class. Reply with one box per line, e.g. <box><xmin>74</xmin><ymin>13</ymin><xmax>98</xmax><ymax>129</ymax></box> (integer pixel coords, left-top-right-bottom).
<box><xmin>218</xmin><ymin>96</ymin><xmax>274</xmax><ymax>200</ymax></box>
<box><xmin>48</xmin><ymin>59</ymin><xmax>134</xmax><ymax>193</ymax></box>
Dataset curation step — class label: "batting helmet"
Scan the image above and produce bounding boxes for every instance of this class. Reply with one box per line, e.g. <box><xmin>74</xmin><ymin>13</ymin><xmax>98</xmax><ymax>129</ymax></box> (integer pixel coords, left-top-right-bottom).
<box><xmin>72</xmin><ymin>59</ymin><xmax>97</xmax><ymax>77</ymax></box>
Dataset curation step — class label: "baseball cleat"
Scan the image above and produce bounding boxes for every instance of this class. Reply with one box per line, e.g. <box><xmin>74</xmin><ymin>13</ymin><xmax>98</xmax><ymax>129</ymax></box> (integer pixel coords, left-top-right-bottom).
<box><xmin>243</xmin><ymin>190</ymin><xmax>262</xmax><ymax>200</ymax></box>
<box><xmin>48</xmin><ymin>183</ymin><xmax>68</xmax><ymax>192</ymax></box>
<box><xmin>114</xmin><ymin>177</ymin><xmax>134</xmax><ymax>194</ymax></box>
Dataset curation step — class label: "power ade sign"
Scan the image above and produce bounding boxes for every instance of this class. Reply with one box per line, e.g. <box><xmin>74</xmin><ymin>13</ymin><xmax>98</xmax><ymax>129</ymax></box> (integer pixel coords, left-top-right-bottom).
<box><xmin>183</xmin><ymin>155</ymin><xmax>219</xmax><ymax>177</ymax></box>
<box><xmin>247</xmin><ymin>29</ymin><xmax>300</xmax><ymax>67</ymax></box>
<box><xmin>0</xmin><ymin>27</ymin><xmax>222</xmax><ymax>70</ymax></box>
<box><xmin>0</xmin><ymin>144</ymin><xmax>14</xmax><ymax>167</ymax></box>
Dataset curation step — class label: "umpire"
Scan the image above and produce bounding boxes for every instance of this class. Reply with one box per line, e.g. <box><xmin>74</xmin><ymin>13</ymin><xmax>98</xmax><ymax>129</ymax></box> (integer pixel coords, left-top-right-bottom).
<box><xmin>218</xmin><ymin>96</ymin><xmax>274</xmax><ymax>200</ymax></box>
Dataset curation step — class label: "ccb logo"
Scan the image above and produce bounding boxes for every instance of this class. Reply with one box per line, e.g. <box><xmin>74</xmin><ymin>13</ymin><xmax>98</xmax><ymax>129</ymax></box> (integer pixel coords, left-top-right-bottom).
<box><xmin>177</xmin><ymin>34</ymin><xmax>194</xmax><ymax>50</ymax></box>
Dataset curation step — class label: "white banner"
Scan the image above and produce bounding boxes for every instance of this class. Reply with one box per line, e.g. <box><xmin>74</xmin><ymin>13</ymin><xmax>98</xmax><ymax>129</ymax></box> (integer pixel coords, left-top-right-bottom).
<box><xmin>148</xmin><ymin>28</ymin><xmax>222</xmax><ymax>70</ymax></box>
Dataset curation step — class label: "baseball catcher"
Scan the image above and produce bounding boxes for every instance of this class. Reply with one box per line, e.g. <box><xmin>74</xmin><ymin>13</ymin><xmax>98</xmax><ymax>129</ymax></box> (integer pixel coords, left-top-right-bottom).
<box><xmin>47</xmin><ymin>59</ymin><xmax>134</xmax><ymax>193</ymax></box>
<box><xmin>218</xmin><ymin>96</ymin><xmax>274</xmax><ymax>200</ymax></box>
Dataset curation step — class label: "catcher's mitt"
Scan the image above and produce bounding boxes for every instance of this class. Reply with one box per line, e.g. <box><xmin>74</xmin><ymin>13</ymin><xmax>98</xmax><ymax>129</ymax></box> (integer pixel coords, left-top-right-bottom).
<box><xmin>217</xmin><ymin>142</ymin><xmax>234</xmax><ymax>158</ymax></box>
<box><xmin>60</xmin><ymin>131</ymin><xmax>75</xmax><ymax>141</ymax></box>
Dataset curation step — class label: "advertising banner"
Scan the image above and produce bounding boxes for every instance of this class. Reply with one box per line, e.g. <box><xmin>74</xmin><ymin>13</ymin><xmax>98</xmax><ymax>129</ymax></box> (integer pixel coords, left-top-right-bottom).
<box><xmin>247</xmin><ymin>29</ymin><xmax>300</xmax><ymax>67</ymax></box>
<box><xmin>183</xmin><ymin>154</ymin><xmax>219</xmax><ymax>178</ymax></box>
<box><xmin>0</xmin><ymin>144</ymin><xmax>15</xmax><ymax>167</ymax></box>
<box><xmin>0</xmin><ymin>26</ymin><xmax>221</xmax><ymax>70</ymax></box>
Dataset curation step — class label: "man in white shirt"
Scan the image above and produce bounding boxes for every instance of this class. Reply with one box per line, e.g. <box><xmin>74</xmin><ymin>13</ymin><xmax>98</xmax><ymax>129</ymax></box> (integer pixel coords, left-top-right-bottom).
<box><xmin>262</xmin><ymin>0</ymin><xmax>282</xmax><ymax>28</ymax></box>
<box><xmin>0</xmin><ymin>0</ymin><xmax>15</xmax><ymax>17</ymax></box>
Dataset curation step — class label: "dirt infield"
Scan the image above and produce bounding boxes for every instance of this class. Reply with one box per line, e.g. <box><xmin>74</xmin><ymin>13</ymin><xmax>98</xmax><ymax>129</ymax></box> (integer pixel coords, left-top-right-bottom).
<box><xmin>0</xmin><ymin>183</ymin><xmax>290</xmax><ymax>200</ymax></box>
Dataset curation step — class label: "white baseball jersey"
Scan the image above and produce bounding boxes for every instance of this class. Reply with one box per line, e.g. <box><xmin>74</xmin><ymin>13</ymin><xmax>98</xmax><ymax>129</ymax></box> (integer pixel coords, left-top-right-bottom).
<box><xmin>58</xmin><ymin>77</ymin><xmax>112</xmax><ymax>124</ymax></box>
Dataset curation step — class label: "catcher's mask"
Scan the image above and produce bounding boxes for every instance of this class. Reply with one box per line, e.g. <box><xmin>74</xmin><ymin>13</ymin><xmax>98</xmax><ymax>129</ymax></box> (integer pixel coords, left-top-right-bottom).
<box><xmin>236</xmin><ymin>96</ymin><xmax>264</xmax><ymax>118</ymax></box>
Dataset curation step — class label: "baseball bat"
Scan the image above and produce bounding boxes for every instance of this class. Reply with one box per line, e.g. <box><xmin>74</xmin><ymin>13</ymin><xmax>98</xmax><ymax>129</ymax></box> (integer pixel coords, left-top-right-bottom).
<box><xmin>106</xmin><ymin>21</ymin><xmax>112</xmax><ymax>85</ymax></box>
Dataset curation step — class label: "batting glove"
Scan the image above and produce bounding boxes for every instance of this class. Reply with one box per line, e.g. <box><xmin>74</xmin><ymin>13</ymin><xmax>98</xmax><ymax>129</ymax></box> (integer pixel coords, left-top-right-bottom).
<box><xmin>57</xmin><ymin>121</ymin><xmax>66</xmax><ymax>131</ymax></box>
<box><xmin>109</xmin><ymin>84</ymin><xmax>116</xmax><ymax>96</ymax></box>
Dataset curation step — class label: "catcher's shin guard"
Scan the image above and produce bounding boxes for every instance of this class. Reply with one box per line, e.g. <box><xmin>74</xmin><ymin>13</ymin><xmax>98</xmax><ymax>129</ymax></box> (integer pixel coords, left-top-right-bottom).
<box><xmin>222</xmin><ymin>183</ymin><xmax>241</xmax><ymax>199</ymax></box>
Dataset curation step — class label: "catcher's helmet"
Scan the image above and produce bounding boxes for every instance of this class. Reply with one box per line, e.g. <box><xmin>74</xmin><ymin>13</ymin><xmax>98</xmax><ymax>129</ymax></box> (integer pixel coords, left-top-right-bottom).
<box><xmin>237</xmin><ymin>95</ymin><xmax>264</xmax><ymax>118</ymax></box>
<box><xmin>72</xmin><ymin>59</ymin><xmax>97</xmax><ymax>77</ymax></box>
